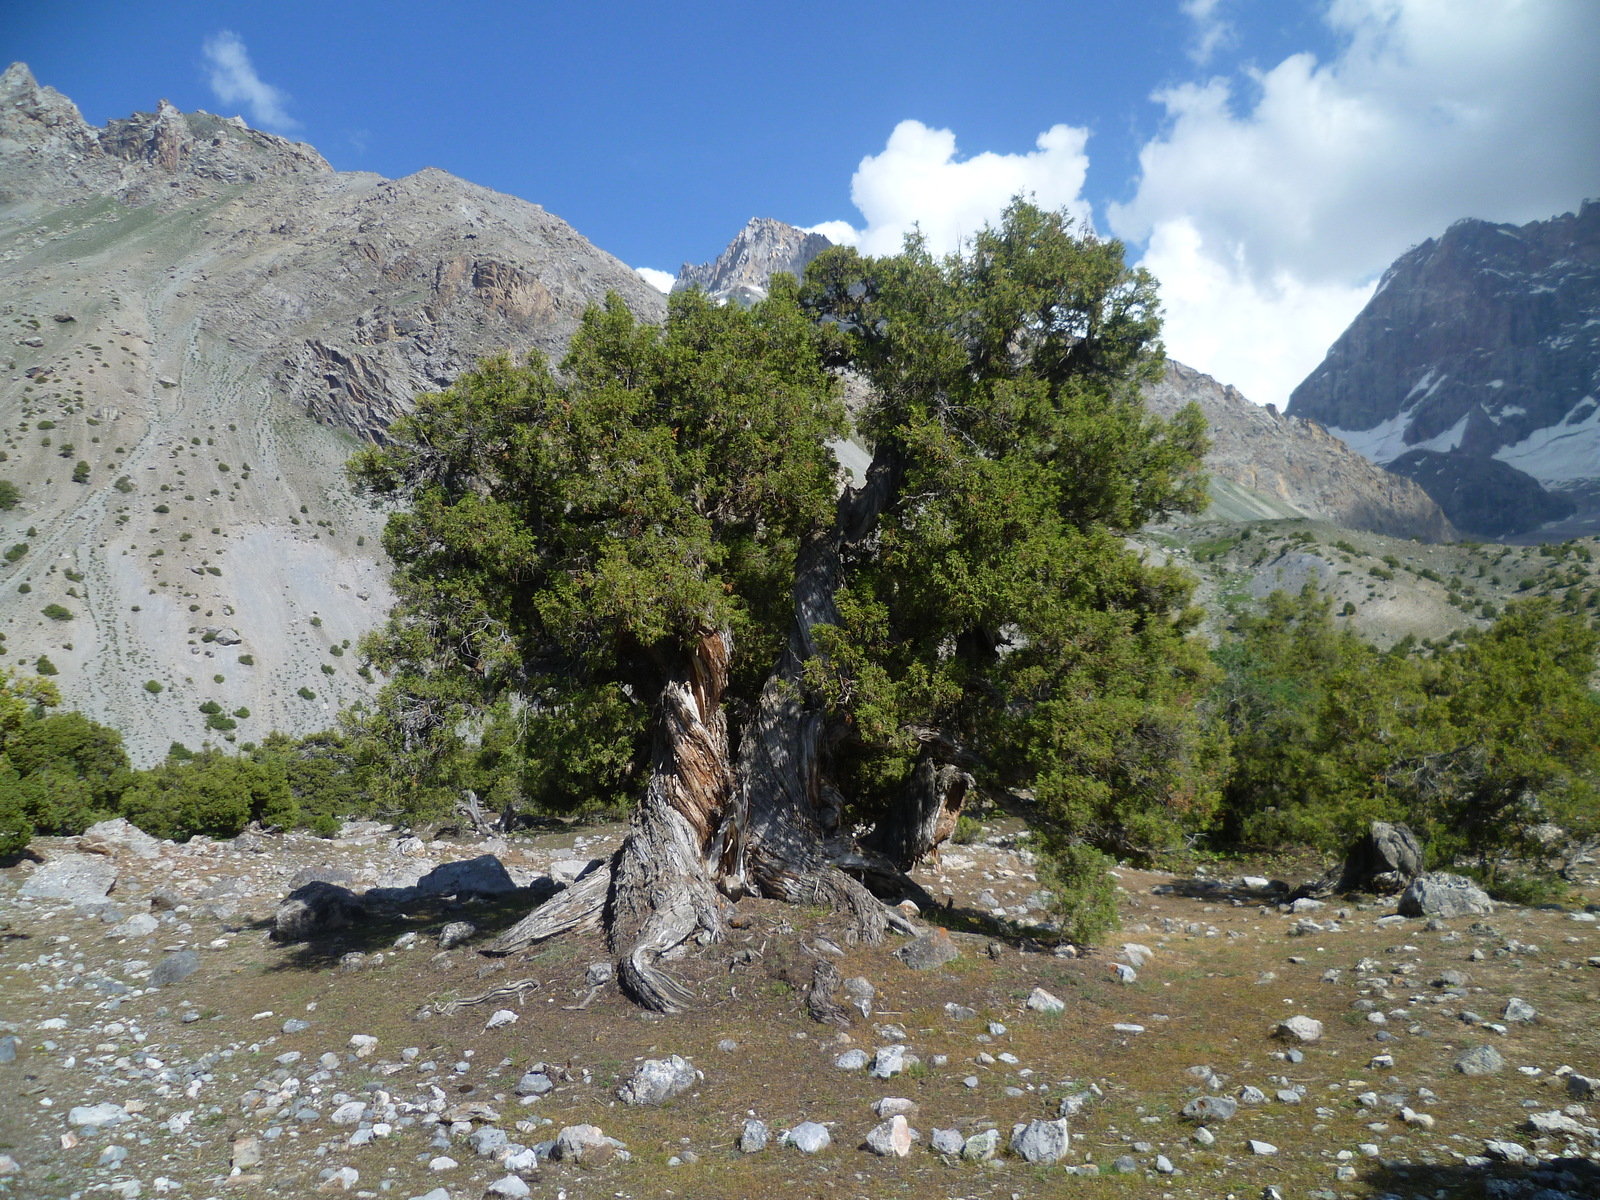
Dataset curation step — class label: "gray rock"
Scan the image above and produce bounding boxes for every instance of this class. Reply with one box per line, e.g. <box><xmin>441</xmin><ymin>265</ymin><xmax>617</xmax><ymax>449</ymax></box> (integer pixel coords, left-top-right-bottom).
<box><xmin>149</xmin><ymin>950</ymin><xmax>201</xmax><ymax>987</ymax></box>
<box><xmin>1193</xmin><ymin>1126</ymin><xmax>1215</xmax><ymax>1147</ymax></box>
<box><xmin>739</xmin><ymin>1118</ymin><xmax>768</xmax><ymax>1153</ymax></box>
<box><xmin>273</xmin><ymin>881</ymin><xmax>366</xmax><ymax>942</ymax></box>
<box><xmin>1025</xmin><ymin>987</ymin><xmax>1065</xmax><ymax>1014</ymax></box>
<box><xmin>68</xmin><ymin>1101</ymin><xmax>128</xmax><ymax>1129</ymax></box>
<box><xmin>1433</xmin><ymin>969</ymin><xmax>1469</xmax><ymax>988</ymax></box>
<box><xmin>865</xmin><ymin>1115</ymin><xmax>912</xmax><ymax>1157</ymax></box>
<box><xmin>1566</xmin><ymin>1073</ymin><xmax>1597</xmax><ymax>1100</ymax></box>
<box><xmin>1455</xmin><ymin>1044</ymin><xmax>1506</xmax><ymax>1076</ymax></box>
<box><xmin>893</xmin><ymin>927</ymin><xmax>959</xmax><ymax>970</ymax></box>
<box><xmin>786</xmin><ymin>1121</ymin><xmax>831</xmax><ymax>1154</ymax></box>
<box><xmin>1010</xmin><ymin>1118</ymin><xmax>1070</xmax><ymax>1163</ymax></box>
<box><xmin>79</xmin><ymin>818</ymin><xmax>161</xmax><ymax>860</ymax></box>
<box><xmin>554</xmin><ymin>1123</ymin><xmax>614</xmax><ymax>1164</ymax></box>
<box><xmin>515</xmin><ymin>1071</ymin><xmax>553</xmax><ymax>1097</ymax></box>
<box><xmin>930</xmin><ymin>1127</ymin><xmax>964</xmax><ymax>1155</ymax></box>
<box><xmin>19</xmin><ymin>852</ymin><xmax>117</xmax><ymax>903</ymax></box>
<box><xmin>869</xmin><ymin>1045</ymin><xmax>905</xmax><ymax>1079</ymax></box>
<box><xmin>282</xmin><ymin>1018</ymin><xmax>311</xmax><ymax>1034</ymax></box>
<box><xmin>842</xmin><ymin>976</ymin><xmax>874</xmax><ymax>1018</ymax></box>
<box><xmin>943</xmin><ymin>1002</ymin><xmax>977</xmax><ymax>1021</ymax></box>
<box><xmin>288</xmin><ymin>865</ymin><xmax>356</xmax><ymax>890</ymax></box>
<box><xmin>962</xmin><ymin>1129</ymin><xmax>1000</xmax><ymax>1161</ymax></box>
<box><xmin>834</xmin><ymin>1049</ymin><xmax>869</xmax><ymax>1070</ymax></box>
<box><xmin>415</xmin><ymin>855</ymin><xmax>518</xmax><ymax>897</ymax></box>
<box><xmin>1274</xmin><ymin>1015</ymin><xmax>1323</xmax><ymax>1042</ymax></box>
<box><xmin>1250</xmin><ymin>1139</ymin><xmax>1279</xmax><ymax>1155</ymax></box>
<box><xmin>1503</xmin><ymin>996</ymin><xmax>1536</xmax><ymax>1023</ymax></box>
<box><xmin>487</xmin><ymin>1176</ymin><xmax>530</xmax><ymax>1198</ymax></box>
<box><xmin>470</xmin><ymin>1126</ymin><xmax>508</xmax><ymax>1157</ymax></box>
<box><xmin>0</xmin><ymin>1037</ymin><xmax>15</xmax><ymax>1064</ymax></box>
<box><xmin>585</xmin><ymin>960</ymin><xmax>614</xmax><ymax>988</ymax></box>
<box><xmin>148</xmin><ymin>887</ymin><xmax>185</xmax><ymax>911</ymax></box>
<box><xmin>107</xmin><ymin>912</ymin><xmax>158</xmax><ymax>938</ymax></box>
<box><xmin>616</xmin><ymin>1055</ymin><xmax>697</xmax><ymax>1105</ymax></box>
<box><xmin>436</xmin><ymin>921</ymin><xmax>476</xmax><ymax>950</ymax></box>
<box><xmin>1181</xmin><ymin>1094</ymin><xmax>1238</xmax><ymax>1122</ymax></box>
<box><xmin>1398</xmin><ymin>872</ymin><xmax>1493</xmax><ymax>919</ymax></box>
<box><xmin>551</xmin><ymin>857</ymin><xmax>603</xmax><ymax>885</ymax></box>
<box><xmin>1338</xmin><ymin>820</ymin><xmax>1424</xmax><ymax>893</ymax></box>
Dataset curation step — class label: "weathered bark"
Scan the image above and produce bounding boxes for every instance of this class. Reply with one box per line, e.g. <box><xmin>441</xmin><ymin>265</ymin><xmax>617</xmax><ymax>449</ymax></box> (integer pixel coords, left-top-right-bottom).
<box><xmin>484</xmin><ymin>631</ymin><xmax>734</xmax><ymax>1012</ymax></box>
<box><xmin>862</xmin><ymin>757</ymin><xmax>972</xmax><ymax>872</ymax></box>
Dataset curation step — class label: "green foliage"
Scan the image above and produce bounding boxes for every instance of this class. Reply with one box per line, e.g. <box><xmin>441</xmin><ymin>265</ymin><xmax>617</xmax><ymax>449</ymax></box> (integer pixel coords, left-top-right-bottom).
<box><xmin>797</xmin><ymin>200</ymin><xmax>1220</xmax><ymax>861</ymax></box>
<box><xmin>1215</xmin><ymin>586</ymin><xmax>1600</xmax><ymax>869</ymax></box>
<box><xmin>71</xmin><ymin>460</ymin><xmax>89</xmax><ymax>484</ymax></box>
<box><xmin>237</xmin><ymin>654</ymin><xmax>254</xmax><ymax>666</ymax></box>
<box><xmin>348</xmin><ymin>279</ymin><xmax>847</xmax><ymax>817</ymax></box>
<box><xmin>114</xmin><ymin>475</ymin><xmax>134</xmax><ymax>493</ymax></box>
<box><xmin>297</xmin><ymin>686</ymin><xmax>315</xmax><ymax>700</ymax></box>
<box><xmin>0</xmin><ymin>480</ymin><xmax>20</xmax><ymax>510</ymax></box>
<box><xmin>6</xmin><ymin>711</ymin><xmax>131</xmax><ymax>820</ymax></box>
<box><xmin>143</xmin><ymin>680</ymin><xmax>162</xmax><ymax>694</ymax></box>
<box><xmin>41</xmin><ymin>603</ymin><xmax>73</xmax><ymax>621</ymax></box>
<box><xmin>198</xmin><ymin>700</ymin><xmax>222</xmax><ymax>715</ymax></box>
<box><xmin>951</xmin><ymin>815</ymin><xmax>983</xmax><ymax>845</ymax></box>
<box><xmin>0</xmin><ymin>786</ymin><xmax>31</xmax><ymax>857</ymax></box>
<box><xmin>35</xmin><ymin>656</ymin><xmax>57</xmax><ymax>676</ymax></box>
<box><xmin>119</xmin><ymin>749</ymin><xmax>296</xmax><ymax>840</ymax></box>
<box><xmin>251</xmin><ymin>730</ymin><xmax>364</xmax><ymax>830</ymax></box>
<box><xmin>4</xmin><ymin>543</ymin><xmax>27</xmax><ymax>563</ymax></box>
<box><xmin>1039</xmin><ymin>843</ymin><xmax>1122</xmax><ymax>946</ymax></box>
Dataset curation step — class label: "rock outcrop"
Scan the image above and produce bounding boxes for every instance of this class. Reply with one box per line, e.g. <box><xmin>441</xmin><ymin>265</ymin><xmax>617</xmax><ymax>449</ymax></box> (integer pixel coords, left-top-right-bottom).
<box><xmin>1287</xmin><ymin>201</ymin><xmax>1600</xmax><ymax>537</ymax></box>
<box><xmin>674</xmin><ymin>217</ymin><xmax>832</xmax><ymax>306</ymax></box>
<box><xmin>1143</xmin><ymin>360</ymin><xmax>1455</xmax><ymax>541</ymax></box>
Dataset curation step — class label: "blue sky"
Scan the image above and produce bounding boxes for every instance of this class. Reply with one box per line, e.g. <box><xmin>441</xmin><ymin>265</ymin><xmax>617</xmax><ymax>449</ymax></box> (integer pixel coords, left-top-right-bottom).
<box><xmin>9</xmin><ymin>2</ymin><xmax>1599</xmax><ymax>406</ymax></box>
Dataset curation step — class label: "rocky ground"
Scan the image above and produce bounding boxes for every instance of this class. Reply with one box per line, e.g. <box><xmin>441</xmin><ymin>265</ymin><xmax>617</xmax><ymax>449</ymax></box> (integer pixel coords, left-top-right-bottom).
<box><xmin>2</xmin><ymin>819</ymin><xmax>1599</xmax><ymax>1200</ymax></box>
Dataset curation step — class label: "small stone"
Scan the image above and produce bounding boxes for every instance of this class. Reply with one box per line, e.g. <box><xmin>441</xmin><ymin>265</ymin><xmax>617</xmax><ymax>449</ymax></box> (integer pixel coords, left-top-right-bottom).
<box><xmin>68</xmin><ymin>1101</ymin><xmax>127</xmax><ymax>1128</ymax></box>
<box><xmin>1154</xmin><ymin>1154</ymin><xmax>1174</xmax><ymax>1174</ymax></box>
<box><xmin>865</xmin><ymin>1115</ymin><xmax>912</xmax><ymax>1157</ymax></box>
<box><xmin>1455</xmin><ymin>1045</ymin><xmax>1506</xmax><ymax>1076</ymax></box>
<box><xmin>282</xmin><ymin>1018</ymin><xmax>311</xmax><ymax>1034</ymax></box>
<box><xmin>961</xmin><ymin>1129</ymin><xmax>1000</xmax><ymax>1161</ymax></box>
<box><xmin>1274</xmin><ymin>1015</ymin><xmax>1323</xmax><ymax>1043</ymax></box>
<box><xmin>483</xmin><ymin>1009</ymin><xmax>518</xmax><ymax>1030</ymax></box>
<box><xmin>487</xmin><ymin>1176</ymin><xmax>531</xmax><ymax>1198</ymax></box>
<box><xmin>428</xmin><ymin>1156</ymin><xmax>458</xmax><ymax>1171</ymax></box>
<box><xmin>943</xmin><ymin>1002</ymin><xmax>976</xmax><ymax>1021</ymax></box>
<box><xmin>1010</xmin><ymin>1118</ymin><xmax>1070</xmax><ymax>1163</ymax></box>
<box><xmin>348</xmin><ymin>1034</ymin><xmax>378</xmax><ymax>1058</ymax></box>
<box><xmin>1250</xmin><ymin>1139</ymin><xmax>1278</xmax><ymax>1155</ymax></box>
<box><xmin>319</xmin><ymin>1166</ymin><xmax>359</xmax><ymax>1191</ymax></box>
<box><xmin>870</xmin><ymin>1045</ymin><xmax>905</xmax><ymax>1079</ymax></box>
<box><xmin>931</xmin><ymin>1127</ymin><xmax>964</xmax><ymax>1155</ymax></box>
<box><xmin>786</xmin><ymin>1121</ymin><xmax>831</xmax><ymax>1154</ymax></box>
<box><xmin>1503</xmin><ymin>997</ymin><xmax>1536</xmax><ymax>1023</ymax></box>
<box><xmin>0</xmin><ymin>1037</ymin><xmax>17</xmax><ymax>1064</ymax></box>
<box><xmin>470</xmin><ymin>1127</ymin><xmax>509</xmax><ymax>1157</ymax></box>
<box><xmin>100</xmin><ymin>1144</ymin><xmax>129</xmax><ymax>1167</ymax></box>
<box><xmin>437</xmin><ymin>921</ymin><xmax>477</xmax><ymax>950</ymax></box>
<box><xmin>1181</xmin><ymin>1095</ymin><xmax>1238</xmax><ymax>1122</ymax></box>
<box><xmin>739</xmin><ymin>1118</ymin><xmax>769</xmax><ymax>1153</ymax></box>
<box><xmin>894</xmin><ymin>927</ymin><xmax>959</xmax><ymax>970</ymax></box>
<box><xmin>1025</xmin><ymin>987</ymin><xmax>1065</xmax><ymax>1014</ymax></box>
<box><xmin>1398</xmin><ymin>872</ymin><xmax>1493</xmax><ymax>919</ymax></box>
<box><xmin>149</xmin><ymin>950</ymin><xmax>201</xmax><ymax>987</ymax></box>
<box><xmin>331</xmin><ymin>1101</ymin><xmax>367</xmax><ymax>1124</ymax></box>
<box><xmin>555</xmin><ymin>1123</ymin><xmax>615</xmax><ymax>1164</ymax></box>
<box><xmin>616</xmin><ymin>1055</ymin><xmax>697</xmax><ymax>1105</ymax></box>
<box><xmin>515</xmin><ymin>1071</ymin><xmax>553</xmax><ymax>1097</ymax></box>
<box><xmin>834</xmin><ymin>1049</ymin><xmax>869</xmax><ymax>1070</ymax></box>
<box><xmin>1193</xmin><ymin>1127</ymin><xmax>1215</xmax><ymax>1147</ymax></box>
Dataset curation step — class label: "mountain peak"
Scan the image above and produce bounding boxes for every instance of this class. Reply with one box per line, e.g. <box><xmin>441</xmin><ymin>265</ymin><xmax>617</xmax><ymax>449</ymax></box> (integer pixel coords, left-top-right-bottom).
<box><xmin>675</xmin><ymin>217</ymin><xmax>832</xmax><ymax>305</ymax></box>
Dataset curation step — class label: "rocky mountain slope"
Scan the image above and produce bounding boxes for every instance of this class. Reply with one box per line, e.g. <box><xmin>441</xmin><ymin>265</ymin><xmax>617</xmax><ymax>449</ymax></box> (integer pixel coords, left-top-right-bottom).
<box><xmin>1144</xmin><ymin>361</ymin><xmax>1455</xmax><ymax>541</ymax></box>
<box><xmin>673</xmin><ymin>217</ymin><xmax>832</xmax><ymax>305</ymax></box>
<box><xmin>0</xmin><ymin>64</ymin><xmax>664</xmax><ymax>762</ymax></box>
<box><xmin>1287</xmin><ymin>201</ymin><xmax>1600</xmax><ymax>538</ymax></box>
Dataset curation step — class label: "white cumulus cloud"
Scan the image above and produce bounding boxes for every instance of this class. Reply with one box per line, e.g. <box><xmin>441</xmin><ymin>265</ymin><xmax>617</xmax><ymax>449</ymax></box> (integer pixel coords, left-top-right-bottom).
<box><xmin>1110</xmin><ymin>0</ymin><xmax>1600</xmax><ymax>407</ymax></box>
<box><xmin>634</xmin><ymin>267</ymin><xmax>676</xmax><ymax>293</ymax></box>
<box><xmin>1181</xmin><ymin>0</ymin><xmax>1234</xmax><ymax>64</ymax></box>
<box><xmin>816</xmin><ymin>119</ymin><xmax>1093</xmax><ymax>258</ymax></box>
<box><xmin>202</xmin><ymin>31</ymin><xmax>297</xmax><ymax>131</ymax></box>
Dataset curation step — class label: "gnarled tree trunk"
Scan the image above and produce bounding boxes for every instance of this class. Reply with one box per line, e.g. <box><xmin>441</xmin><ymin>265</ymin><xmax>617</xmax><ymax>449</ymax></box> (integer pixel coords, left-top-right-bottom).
<box><xmin>486</xmin><ymin>448</ymin><xmax>943</xmax><ymax>1007</ymax></box>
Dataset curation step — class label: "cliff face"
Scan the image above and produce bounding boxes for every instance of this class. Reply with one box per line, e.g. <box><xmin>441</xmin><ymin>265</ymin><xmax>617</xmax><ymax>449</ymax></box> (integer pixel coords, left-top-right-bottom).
<box><xmin>1145</xmin><ymin>361</ymin><xmax>1455</xmax><ymax>541</ymax></box>
<box><xmin>674</xmin><ymin>217</ymin><xmax>832</xmax><ymax>305</ymax></box>
<box><xmin>1286</xmin><ymin>201</ymin><xmax>1600</xmax><ymax>537</ymax></box>
<box><xmin>0</xmin><ymin>63</ymin><xmax>664</xmax><ymax>760</ymax></box>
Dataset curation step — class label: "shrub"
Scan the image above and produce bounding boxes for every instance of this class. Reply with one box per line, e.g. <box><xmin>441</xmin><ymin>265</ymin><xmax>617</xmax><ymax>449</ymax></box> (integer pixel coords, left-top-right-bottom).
<box><xmin>0</xmin><ymin>480</ymin><xmax>19</xmax><ymax>510</ymax></box>
<box><xmin>204</xmin><ymin>714</ymin><xmax>237</xmax><ymax>732</ymax></box>
<box><xmin>1039</xmin><ymin>843</ymin><xmax>1121</xmax><ymax>946</ymax></box>
<box><xmin>153</xmin><ymin>504</ymin><xmax>169</xmax><ymax>514</ymax></box>
<box><xmin>320</xmin><ymin>663</ymin><xmax>335</xmax><ymax>675</ymax></box>
<box><xmin>237</xmin><ymin>654</ymin><xmax>254</xmax><ymax>666</ymax></box>
<box><xmin>4</xmin><ymin>544</ymin><xmax>27</xmax><ymax>563</ymax></box>
<box><xmin>7</xmin><ymin>711</ymin><xmax>132</xmax><ymax>818</ymax></box>
<box><xmin>71</xmin><ymin>461</ymin><xmax>89</xmax><ymax>484</ymax></box>
<box><xmin>0</xmin><ymin>786</ymin><xmax>31</xmax><ymax>857</ymax></box>
<box><xmin>119</xmin><ymin>750</ymin><xmax>295</xmax><ymax>840</ymax></box>
<box><xmin>114</xmin><ymin>475</ymin><xmax>134</xmax><ymax>493</ymax></box>
<box><xmin>298</xmin><ymin>686</ymin><xmax>315</xmax><ymax>700</ymax></box>
<box><xmin>34</xmin><ymin>656</ymin><xmax>57</xmax><ymax>676</ymax></box>
<box><xmin>951</xmin><ymin>814</ymin><xmax>982</xmax><ymax>845</ymax></box>
<box><xmin>41</xmin><ymin>603</ymin><xmax>73</xmax><ymax>621</ymax></box>
<box><xmin>198</xmin><ymin>700</ymin><xmax>222</xmax><ymax>715</ymax></box>
<box><xmin>143</xmin><ymin>680</ymin><xmax>162</xmax><ymax>694</ymax></box>
<box><xmin>233</xmin><ymin>707</ymin><xmax>250</xmax><ymax>719</ymax></box>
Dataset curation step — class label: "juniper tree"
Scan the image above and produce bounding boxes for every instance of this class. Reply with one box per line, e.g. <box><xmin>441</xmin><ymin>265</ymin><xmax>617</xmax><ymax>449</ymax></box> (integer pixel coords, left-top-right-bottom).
<box><xmin>349</xmin><ymin>201</ymin><xmax>1217</xmax><ymax>1011</ymax></box>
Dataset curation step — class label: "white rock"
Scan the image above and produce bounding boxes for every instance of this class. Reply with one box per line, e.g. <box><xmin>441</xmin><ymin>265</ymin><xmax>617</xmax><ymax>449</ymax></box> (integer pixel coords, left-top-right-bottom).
<box><xmin>785</xmin><ymin>1121</ymin><xmax>831</xmax><ymax>1153</ymax></box>
<box><xmin>330</xmin><ymin>1101</ymin><xmax>366</xmax><ymax>1124</ymax></box>
<box><xmin>1010</xmin><ymin>1118</ymin><xmax>1070</xmax><ymax>1163</ymax></box>
<box><xmin>427</xmin><ymin>1155</ymin><xmax>458</xmax><ymax>1171</ymax></box>
<box><xmin>865</xmin><ymin>1115</ymin><xmax>912</xmax><ymax>1157</ymax></box>
<box><xmin>1250</xmin><ymin>1139</ymin><xmax>1278</xmax><ymax>1155</ymax></box>
<box><xmin>318</xmin><ymin>1166</ymin><xmax>359</xmax><ymax>1191</ymax></box>
<box><xmin>1274</xmin><ymin>1015</ymin><xmax>1323</xmax><ymax>1043</ymax></box>
<box><xmin>487</xmin><ymin>1176</ymin><xmax>531</xmax><ymax>1198</ymax></box>
<box><xmin>483</xmin><ymin>1009</ymin><xmax>518</xmax><ymax>1030</ymax></box>
<box><xmin>1025</xmin><ymin>987</ymin><xmax>1065</xmax><ymax>1014</ymax></box>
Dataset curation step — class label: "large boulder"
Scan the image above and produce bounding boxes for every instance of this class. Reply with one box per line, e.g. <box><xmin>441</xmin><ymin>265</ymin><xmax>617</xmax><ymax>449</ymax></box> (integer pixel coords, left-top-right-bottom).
<box><xmin>1338</xmin><ymin>821</ymin><xmax>1424</xmax><ymax>894</ymax></box>
<box><xmin>18</xmin><ymin>852</ymin><xmax>117</xmax><ymax>903</ymax></box>
<box><xmin>273</xmin><ymin>881</ymin><xmax>366</xmax><ymax>941</ymax></box>
<box><xmin>893</xmin><ymin>927</ymin><xmax>959</xmax><ymax>971</ymax></box>
<box><xmin>1398</xmin><ymin>872</ymin><xmax>1493</xmax><ymax>919</ymax></box>
<box><xmin>1010</xmin><ymin>1118</ymin><xmax>1070</xmax><ymax>1163</ymax></box>
<box><xmin>79</xmin><ymin>818</ymin><xmax>162</xmax><ymax>860</ymax></box>
<box><xmin>414</xmin><ymin>855</ymin><xmax>518</xmax><ymax>897</ymax></box>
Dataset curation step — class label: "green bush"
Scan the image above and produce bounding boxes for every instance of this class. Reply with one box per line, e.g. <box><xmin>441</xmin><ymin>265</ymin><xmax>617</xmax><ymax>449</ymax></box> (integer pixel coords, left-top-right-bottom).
<box><xmin>119</xmin><ymin>750</ymin><xmax>296</xmax><ymax>840</ymax></box>
<box><xmin>951</xmin><ymin>814</ymin><xmax>982</xmax><ymax>845</ymax></box>
<box><xmin>143</xmin><ymin>680</ymin><xmax>162</xmax><ymax>694</ymax></box>
<box><xmin>0</xmin><ymin>786</ymin><xmax>31</xmax><ymax>857</ymax></box>
<box><xmin>34</xmin><ymin>656</ymin><xmax>57</xmax><ymax>676</ymax></box>
<box><xmin>197</xmin><ymin>700</ymin><xmax>222</xmax><ymax>715</ymax></box>
<box><xmin>1039</xmin><ymin>843</ymin><xmax>1121</xmax><ymax>946</ymax></box>
<box><xmin>237</xmin><ymin>654</ymin><xmax>254</xmax><ymax>666</ymax></box>
<box><xmin>4</xmin><ymin>544</ymin><xmax>27</xmax><ymax>563</ymax></box>
<box><xmin>232</xmin><ymin>707</ymin><xmax>250</xmax><ymax>719</ymax></box>
<box><xmin>71</xmin><ymin>461</ymin><xmax>89</xmax><ymax>484</ymax></box>
<box><xmin>7</xmin><ymin>711</ymin><xmax>131</xmax><ymax>819</ymax></box>
<box><xmin>113</xmin><ymin>475</ymin><xmax>134</xmax><ymax>493</ymax></box>
<box><xmin>298</xmin><ymin>687</ymin><xmax>316</xmax><ymax>699</ymax></box>
<box><xmin>41</xmin><ymin>603</ymin><xmax>73</xmax><ymax>621</ymax></box>
<box><xmin>0</xmin><ymin>480</ymin><xmax>20</xmax><ymax>510</ymax></box>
